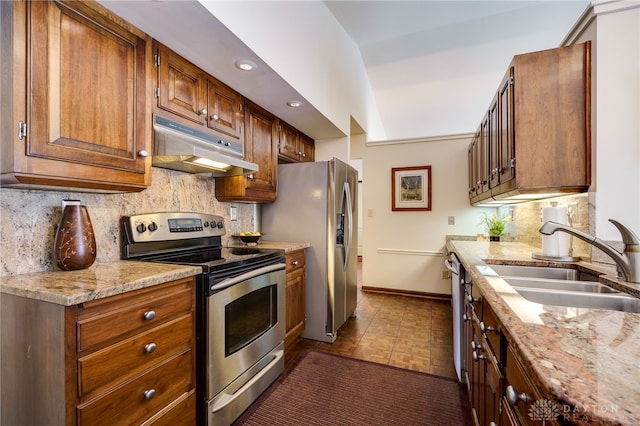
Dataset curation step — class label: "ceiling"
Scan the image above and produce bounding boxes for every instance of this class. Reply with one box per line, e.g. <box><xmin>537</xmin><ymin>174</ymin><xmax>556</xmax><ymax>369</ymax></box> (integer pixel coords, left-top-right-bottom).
<box><xmin>99</xmin><ymin>0</ymin><xmax>589</xmax><ymax>140</ymax></box>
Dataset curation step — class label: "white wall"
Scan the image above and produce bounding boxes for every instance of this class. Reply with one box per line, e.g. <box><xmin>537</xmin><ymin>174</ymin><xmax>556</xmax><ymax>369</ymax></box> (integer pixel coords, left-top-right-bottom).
<box><xmin>361</xmin><ymin>136</ymin><xmax>494</xmax><ymax>295</ymax></box>
<box><xmin>199</xmin><ymin>0</ymin><xmax>386</xmax><ymax>140</ymax></box>
<box><xmin>565</xmin><ymin>2</ymin><xmax>640</xmax><ymax>240</ymax></box>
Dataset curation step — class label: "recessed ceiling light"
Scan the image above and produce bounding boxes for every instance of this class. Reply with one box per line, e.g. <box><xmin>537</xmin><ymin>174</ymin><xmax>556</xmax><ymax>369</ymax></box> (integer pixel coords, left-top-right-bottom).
<box><xmin>287</xmin><ymin>101</ymin><xmax>303</xmax><ymax>108</ymax></box>
<box><xmin>234</xmin><ymin>59</ymin><xmax>257</xmax><ymax>71</ymax></box>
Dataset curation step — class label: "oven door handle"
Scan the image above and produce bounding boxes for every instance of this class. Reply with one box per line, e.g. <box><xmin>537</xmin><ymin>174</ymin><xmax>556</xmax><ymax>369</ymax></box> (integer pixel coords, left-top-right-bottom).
<box><xmin>208</xmin><ymin>263</ymin><xmax>285</xmax><ymax>293</ymax></box>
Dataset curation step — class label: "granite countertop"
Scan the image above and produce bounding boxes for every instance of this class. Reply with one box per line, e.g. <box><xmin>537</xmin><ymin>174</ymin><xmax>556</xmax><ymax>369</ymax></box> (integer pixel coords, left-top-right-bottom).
<box><xmin>226</xmin><ymin>240</ymin><xmax>311</xmax><ymax>252</ymax></box>
<box><xmin>0</xmin><ymin>261</ymin><xmax>201</xmax><ymax>306</ymax></box>
<box><xmin>448</xmin><ymin>240</ymin><xmax>640</xmax><ymax>426</ymax></box>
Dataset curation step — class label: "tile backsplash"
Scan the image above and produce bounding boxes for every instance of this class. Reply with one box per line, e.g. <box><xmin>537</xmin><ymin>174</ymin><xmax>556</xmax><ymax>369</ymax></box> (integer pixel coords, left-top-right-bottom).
<box><xmin>0</xmin><ymin>168</ymin><xmax>255</xmax><ymax>276</ymax></box>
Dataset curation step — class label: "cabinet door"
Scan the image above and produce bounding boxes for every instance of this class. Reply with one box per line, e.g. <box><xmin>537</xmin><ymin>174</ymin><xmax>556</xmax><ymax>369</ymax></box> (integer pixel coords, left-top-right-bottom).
<box><xmin>498</xmin><ymin>68</ymin><xmax>515</xmax><ymax>188</ymax></box>
<box><xmin>285</xmin><ymin>267</ymin><xmax>305</xmax><ymax>348</ymax></box>
<box><xmin>11</xmin><ymin>1</ymin><xmax>151</xmax><ymax>192</ymax></box>
<box><xmin>479</xmin><ymin>112</ymin><xmax>491</xmax><ymax>195</ymax></box>
<box><xmin>206</xmin><ymin>78</ymin><xmax>244</xmax><ymax>140</ymax></box>
<box><xmin>215</xmin><ymin>101</ymin><xmax>278</xmax><ymax>202</ymax></box>
<box><xmin>489</xmin><ymin>94</ymin><xmax>500</xmax><ymax>189</ymax></box>
<box><xmin>278</xmin><ymin>120</ymin><xmax>300</xmax><ymax>162</ymax></box>
<box><xmin>299</xmin><ymin>133</ymin><xmax>315</xmax><ymax>162</ymax></box>
<box><xmin>156</xmin><ymin>42</ymin><xmax>207</xmax><ymax>125</ymax></box>
<box><xmin>244</xmin><ymin>102</ymin><xmax>278</xmax><ymax>195</ymax></box>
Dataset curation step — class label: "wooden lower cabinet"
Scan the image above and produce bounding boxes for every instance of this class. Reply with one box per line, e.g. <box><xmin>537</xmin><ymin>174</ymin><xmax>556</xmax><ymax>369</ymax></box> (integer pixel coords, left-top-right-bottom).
<box><xmin>465</xmin><ymin>283</ymin><xmax>558</xmax><ymax>426</ymax></box>
<box><xmin>284</xmin><ymin>249</ymin><xmax>306</xmax><ymax>349</ymax></box>
<box><xmin>0</xmin><ymin>277</ymin><xmax>196</xmax><ymax>425</ymax></box>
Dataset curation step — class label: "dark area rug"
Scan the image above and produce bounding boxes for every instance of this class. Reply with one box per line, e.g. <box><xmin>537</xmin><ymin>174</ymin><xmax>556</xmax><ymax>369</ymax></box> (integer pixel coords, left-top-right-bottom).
<box><xmin>233</xmin><ymin>350</ymin><xmax>472</xmax><ymax>426</ymax></box>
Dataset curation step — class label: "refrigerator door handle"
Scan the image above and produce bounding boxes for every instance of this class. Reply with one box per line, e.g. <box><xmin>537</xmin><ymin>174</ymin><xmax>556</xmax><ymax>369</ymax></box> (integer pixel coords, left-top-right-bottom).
<box><xmin>343</xmin><ymin>182</ymin><xmax>353</xmax><ymax>271</ymax></box>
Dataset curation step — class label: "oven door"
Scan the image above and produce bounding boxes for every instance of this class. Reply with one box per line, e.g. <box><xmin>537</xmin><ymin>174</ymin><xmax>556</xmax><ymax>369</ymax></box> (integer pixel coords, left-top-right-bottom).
<box><xmin>207</xmin><ymin>263</ymin><xmax>285</xmax><ymax>400</ymax></box>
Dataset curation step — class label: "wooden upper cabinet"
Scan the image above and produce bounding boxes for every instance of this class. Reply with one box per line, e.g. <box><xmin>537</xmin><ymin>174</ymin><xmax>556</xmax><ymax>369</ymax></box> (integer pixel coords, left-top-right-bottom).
<box><xmin>155</xmin><ymin>42</ymin><xmax>244</xmax><ymax>142</ymax></box>
<box><xmin>468</xmin><ymin>41</ymin><xmax>591</xmax><ymax>204</ymax></box>
<box><xmin>277</xmin><ymin>120</ymin><xmax>301</xmax><ymax>162</ymax></box>
<box><xmin>299</xmin><ymin>133</ymin><xmax>315</xmax><ymax>162</ymax></box>
<box><xmin>156</xmin><ymin>42</ymin><xmax>207</xmax><ymax>125</ymax></box>
<box><xmin>207</xmin><ymin>78</ymin><xmax>244</xmax><ymax>140</ymax></box>
<box><xmin>215</xmin><ymin>101</ymin><xmax>278</xmax><ymax>202</ymax></box>
<box><xmin>277</xmin><ymin>120</ymin><xmax>315</xmax><ymax>163</ymax></box>
<box><xmin>1</xmin><ymin>0</ymin><xmax>152</xmax><ymax>192</ymax></box>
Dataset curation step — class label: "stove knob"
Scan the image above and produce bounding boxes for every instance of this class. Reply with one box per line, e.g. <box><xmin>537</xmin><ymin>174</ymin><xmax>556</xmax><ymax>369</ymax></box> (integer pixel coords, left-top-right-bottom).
<box><xmin>148</xmin><ymin>222</ymin><xmax>158</xmax><ymax>232</ymax></box>
<box><xmin>204</xmin><ymin>221</ymin><xmax>210</xmax><ymax>228</ymax></box>
<box><xmin>136</xmin><ymin>223</ymin><xmax>147</xmax><ymax>233</ymax></box>
<box><xmin>216</xmin><ymin>221</ymin><xmax>224</xmax><ymax>229</ymax></box>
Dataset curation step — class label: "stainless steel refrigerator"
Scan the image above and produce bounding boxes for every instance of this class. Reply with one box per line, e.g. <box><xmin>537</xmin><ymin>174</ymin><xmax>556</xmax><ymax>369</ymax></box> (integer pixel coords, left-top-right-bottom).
<box><xmin>262</xmin><ymin>158</ymin><xmax>358</xmax><ymax>343</ymax></box>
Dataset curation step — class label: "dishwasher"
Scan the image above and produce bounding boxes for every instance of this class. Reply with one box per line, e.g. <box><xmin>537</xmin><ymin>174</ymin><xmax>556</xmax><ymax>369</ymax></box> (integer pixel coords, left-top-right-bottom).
<box><xmin>445</xmin><ymin>252</ymin><xmax>467</xmax><ymax>383</ymax></box>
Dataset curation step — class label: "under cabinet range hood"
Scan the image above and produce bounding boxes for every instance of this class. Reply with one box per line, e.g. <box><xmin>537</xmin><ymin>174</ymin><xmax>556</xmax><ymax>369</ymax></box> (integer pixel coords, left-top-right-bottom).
<box><xmin>152</xmin><ymin>114</ymin><xmax>258</xmax><ymax>176</ymax></box>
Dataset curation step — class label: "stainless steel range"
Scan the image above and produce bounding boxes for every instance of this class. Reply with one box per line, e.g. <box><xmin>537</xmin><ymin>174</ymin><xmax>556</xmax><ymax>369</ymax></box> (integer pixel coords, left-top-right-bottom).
<box><xmin>121</xmin><ymin>212</ymin><xmax>286</xmax><ymax>426</ymax></box>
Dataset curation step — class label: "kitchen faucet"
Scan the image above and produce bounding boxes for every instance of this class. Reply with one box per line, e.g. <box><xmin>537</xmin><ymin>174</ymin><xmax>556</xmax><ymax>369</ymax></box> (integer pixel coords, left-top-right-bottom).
<box><xmin>539</xmin><ymin>219</ymin><xmax>640</xmax><ymax>283</ymax></box>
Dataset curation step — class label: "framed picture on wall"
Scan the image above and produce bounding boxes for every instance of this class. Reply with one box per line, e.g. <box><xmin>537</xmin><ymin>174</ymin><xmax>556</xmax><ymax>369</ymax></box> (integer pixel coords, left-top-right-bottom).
<box><xmin>391</xmin><ymin>165</ymin><xmax>432</xmax><ymax>211</ymax></box>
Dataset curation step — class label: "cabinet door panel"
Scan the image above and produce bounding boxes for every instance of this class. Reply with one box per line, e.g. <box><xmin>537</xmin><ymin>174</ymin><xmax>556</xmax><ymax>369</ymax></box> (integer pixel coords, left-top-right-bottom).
<box><xmin>207</xmin><ymin>79</ymin><xmax>243</xmax><ymax>139</ymax></box>
<box><xmin>157</xmin><ymin>43</ymin><xmax>207</xmax><ymax>125</ymax></box>
<box><xmin>299</xmin><ymin>133</ymin><xmax>315</xmax><ymax>162</ymax></box>
<box><xmin>244</xmin><ymin>103</ymin><xmax>278</xmax><ymax>194</ymax></box>
<box><xmin>278</xmin><ymin>121</ymin><xmax>300</xmax><ymax>162</ymax></box>
<box><xmin>28</xmin><ymin>1</ymin><xmax>147</xmax><ymax>173</ymax></box>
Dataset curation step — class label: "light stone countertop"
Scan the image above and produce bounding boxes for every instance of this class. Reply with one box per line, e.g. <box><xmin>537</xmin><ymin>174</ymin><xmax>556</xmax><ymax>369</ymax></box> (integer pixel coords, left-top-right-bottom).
<box><xmin>0</xmin><ymin>261</ymin><xmax>201</xmax><ymax>306</ymax></box>
<box><xmin>226</xmin><ymin>240</ymin><xmax>310</xmax><ymax>252</ymax></box>
<box><xmin>448</xmin><ymin>240</ymin><xmax>640</xmax><ymax>426</ymax></box>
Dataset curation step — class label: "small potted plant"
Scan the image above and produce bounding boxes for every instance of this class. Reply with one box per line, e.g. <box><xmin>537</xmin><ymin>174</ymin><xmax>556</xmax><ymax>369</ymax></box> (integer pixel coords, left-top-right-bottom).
<box><xmin>479</xmin><ymin>212</ymin><xmax>511</xmax><ymax>241</ymax></box>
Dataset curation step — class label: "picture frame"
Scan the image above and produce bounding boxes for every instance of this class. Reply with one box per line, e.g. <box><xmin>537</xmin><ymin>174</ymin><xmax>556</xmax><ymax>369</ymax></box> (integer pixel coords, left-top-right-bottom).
<box><xmin>391</xmin><ymin>165</ymin><xmax>432</xmax><ymax>211</ymax></box>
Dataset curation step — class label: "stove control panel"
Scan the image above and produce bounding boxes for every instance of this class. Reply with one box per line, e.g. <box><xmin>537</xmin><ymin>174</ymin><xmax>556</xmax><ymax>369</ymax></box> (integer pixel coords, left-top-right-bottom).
<box><xmin>122</xmin><ymin>212</ymin><xmax>225</xmax><ymax>243</ymax></box>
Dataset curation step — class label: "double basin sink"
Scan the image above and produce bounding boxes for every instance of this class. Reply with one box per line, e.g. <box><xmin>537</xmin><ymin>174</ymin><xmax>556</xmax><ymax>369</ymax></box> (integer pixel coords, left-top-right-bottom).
<box><xmin>485</xmin><ymin>264</ymin><xmax>640</xmax><ymax>313</ymax></box>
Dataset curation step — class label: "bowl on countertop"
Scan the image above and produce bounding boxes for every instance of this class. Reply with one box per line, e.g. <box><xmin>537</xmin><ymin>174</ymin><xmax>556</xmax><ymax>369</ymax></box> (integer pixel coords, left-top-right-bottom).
<box><xmin>233</xmin><ymin>234</ymin><xmax>262</xmax><ymax>244</ymax></box>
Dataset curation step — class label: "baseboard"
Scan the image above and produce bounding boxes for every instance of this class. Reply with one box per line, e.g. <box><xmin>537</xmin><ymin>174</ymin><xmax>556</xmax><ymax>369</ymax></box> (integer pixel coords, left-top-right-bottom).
<box><xmin>361</xmin><ymin>286</ymin><xmax>451</xmax><ymax>301</ymax></box>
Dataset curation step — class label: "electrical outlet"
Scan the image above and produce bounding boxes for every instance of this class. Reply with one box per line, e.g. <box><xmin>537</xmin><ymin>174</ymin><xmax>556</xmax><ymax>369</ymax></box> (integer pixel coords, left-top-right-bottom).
<box><xmin>441</xmin><ymin>270</ymin><xmax>451</xmax><ymax>280</ymax></box>
<box><xmin>448</xmin><ymin>216</ymin><xmax>455</xmax><ymax>225</ymax></box>
<box><xmin>567</xmin><ymin>202</ymin><xmax>578</xmax><ymax>225</ymax></box>
<box><xmin>230</xmin><ymin>206</ymin><xmax>237</xmax><ymax>221</ymax></box>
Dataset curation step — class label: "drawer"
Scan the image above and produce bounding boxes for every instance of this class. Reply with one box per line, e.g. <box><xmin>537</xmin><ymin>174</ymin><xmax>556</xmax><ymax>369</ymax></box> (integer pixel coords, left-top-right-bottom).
<box><xmin>141</xmin><ymin>389</ymin><xmax>196</xmax><ymax>426</ymax></box>
<box><xmin>78</xmin><ymin>314</ymin><xmax>193</xmax><ymax>398</ymax></box>
<box><xmin>504</xmin><ymin>346</ymin><xmax>539</xmax><ymax>426</ymax></box>
<box><xmin>77</xmin><ymin>350</ymin><xmax>193</xmax><ymax>426</ymax></box>
<box><xmin>482</xmin><ymin>302</ymin><xmax>502</xmax><ymax>364</ymax></box>
<box><xmin>285</xmin><ymin>250</ymin><xmax>305</xmax><ymax>273</ymax></box>
<box><xmin>77</xmin><ymin>279</ymin><xmax>194</xmax><ymax>352</ymax></box>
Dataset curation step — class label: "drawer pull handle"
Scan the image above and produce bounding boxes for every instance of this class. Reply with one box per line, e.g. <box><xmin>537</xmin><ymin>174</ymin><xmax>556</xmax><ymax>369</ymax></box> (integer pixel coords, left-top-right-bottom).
<box><xmin>143</xmin><ymin>310</ymin><xmax>156</xmax><ymax>321</ymax></box>
<box><xmin>144</xmin><ymin>343</ymin><xmax>157</xmax><ymax>354</ymax></box>
<box><xmin>292</xmin><ymin>260</ymin><xmax>299</xmax><ymax>266</ymax></box>
<box><xmin>143</xmin><ymin>389</ymin><xmax>156</xmax><ymax>401</ymax></box>
<box><xmin>506</xmin><ymin>385</ymin><xmax>530</xmax><ymax>406</ymax></box>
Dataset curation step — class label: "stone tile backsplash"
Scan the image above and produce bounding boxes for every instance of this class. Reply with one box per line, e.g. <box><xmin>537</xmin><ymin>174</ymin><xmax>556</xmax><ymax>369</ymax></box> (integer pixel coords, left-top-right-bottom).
<box><xmin>0</xmin><ymin>168</ymin><xmax>255</xmax><ymax>276</ymax></box>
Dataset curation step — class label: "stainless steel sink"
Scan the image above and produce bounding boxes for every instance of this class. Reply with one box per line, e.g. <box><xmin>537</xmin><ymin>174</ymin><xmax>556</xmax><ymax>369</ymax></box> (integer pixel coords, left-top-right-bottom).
<box><xmin>514</xmin><ymin>287</ymin><xmax>640</xmax><ymax>313</ymax></box>
<box><xmin>487</xmin><ymin>264</ymin><xmax>600</xmax><ymax>282</ymax></box>
<box><xmin>504</xmin><ymin>277</ymin><xmax>619</xmax><ymax>293</ymax></box>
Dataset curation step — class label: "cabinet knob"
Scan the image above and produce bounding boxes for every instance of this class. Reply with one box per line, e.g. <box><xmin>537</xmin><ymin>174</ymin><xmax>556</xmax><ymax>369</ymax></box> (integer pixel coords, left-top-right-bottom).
<box><xmin>211</xmin><ymin>114</ymin><xmax>219</xmax><ymax>121</ymax></box>
<box><xmin>143</xmin><ymin>389</ymin><xmax>156</xmax><ymax>401</ymax></box>
<box><xmin>506</xmin><ymin>385</ymin><xmax>530</xmax><ymax>406</ymax></box>
<box><xmin>480</xmin><ymin>321</ymin><xmax>497</xmax><ymax>334</ymax></box>
<box><xmin>472</xmin><ymin>350</ymin><xmax>486</xmax><ymax>362</ymax></box>
<box><xmin>138</xmin><ymin>150</ymin><xmax>149</xmax><ymax>158</ymax></box>
<box><xmin>200</xmin><ymin>108</ymin><xmax>208</xmax><ymax>116</ymax></box>
<box><xmin>247</xmin><ymin>174</ymin><xmax>255</xmax><ymax>180</ymax></box>
<box><xmin>143</xmin><ymin>310</ymin><xmax>156</xmax><ymax>321</ymax></box>
<box><xmin>144</xmin><ymin>342</ymin><xmax>157</xmax><ymax>354</ymax></box>
<box><xmin>291</xmin><ymin>260</ymin><xmax>299</xmax><ymax>266</ymax></box>
<box><xmin>467</xmin><ymin>294</ymin><xmax>480</xmax><ymax>304</ymax></box>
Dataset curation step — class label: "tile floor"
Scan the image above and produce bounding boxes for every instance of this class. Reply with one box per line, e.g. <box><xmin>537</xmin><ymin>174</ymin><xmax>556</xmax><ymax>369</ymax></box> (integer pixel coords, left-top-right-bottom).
<box><xmin>285</xmin><ymin>262</ymin><xmax>457</xmax><ymax>379</ymax></box>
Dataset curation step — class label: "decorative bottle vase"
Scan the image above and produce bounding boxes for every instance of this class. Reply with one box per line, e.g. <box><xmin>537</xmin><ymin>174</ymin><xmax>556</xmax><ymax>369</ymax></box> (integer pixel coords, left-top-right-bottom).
<box><xmin>54</xmin><ymin>200</ymin><xmax>97</xmax><ymax>271</ymax></box>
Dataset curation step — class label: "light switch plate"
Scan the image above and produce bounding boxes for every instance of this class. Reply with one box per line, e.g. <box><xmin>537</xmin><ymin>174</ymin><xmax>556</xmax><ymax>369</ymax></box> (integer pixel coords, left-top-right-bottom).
<box><xmin>230</xmin><ymin>206</ymin><xmax>237</xmax><ymax>221</ymax></box>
